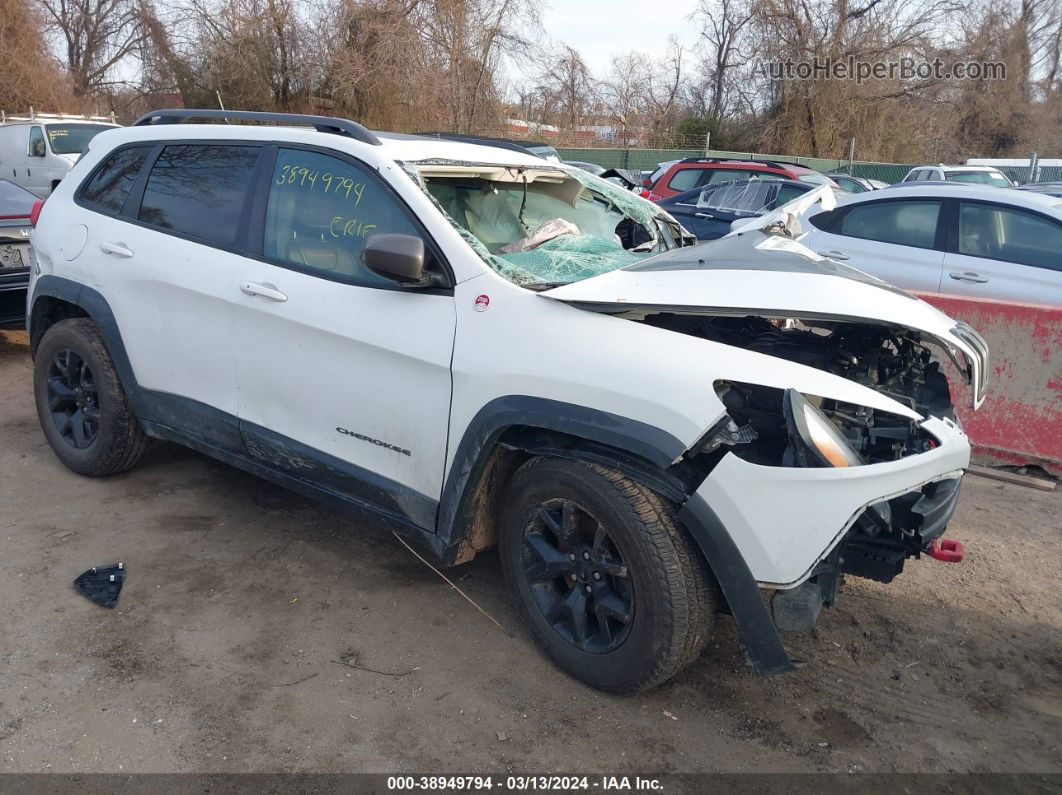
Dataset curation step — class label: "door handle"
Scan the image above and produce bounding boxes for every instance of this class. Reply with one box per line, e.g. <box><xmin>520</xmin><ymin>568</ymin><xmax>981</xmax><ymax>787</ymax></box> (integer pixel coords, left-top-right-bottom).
<box><xmin>818</xmin><ymin>250</ymin><xmax>850</xmax><ymax>261</ymax></box>
<box><xmin>949</xmin><ymin>271</ymin><xmax>989</xmax><ymax>284</ymax></box>
<box><xmin>240</xmin><ymin>281</ymin><xmax>288</xmax><ymax>302</ymax></box>
<box><xmin>99</xmin><ymin>240</ymin><xmax>134</xmax><ymax>258</ymax></box>
<box><xmin>693</xmin><ymin>212</ymin><xmax>716</xmax><ymax>219</ymax></box>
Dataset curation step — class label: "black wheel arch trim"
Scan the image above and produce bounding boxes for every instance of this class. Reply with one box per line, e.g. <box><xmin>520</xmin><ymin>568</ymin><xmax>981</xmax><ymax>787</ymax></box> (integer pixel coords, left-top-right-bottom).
<box><xmin>678</xmin><ymin>494</ymin><xmax>796</xmax><ymax>676</ymax></box>
<box><xmin>30</xmin><ymin>275</ymin><xmax>148</xmax><ymax>416</ymax></box>
<box><xmin>437</xmin><ymin>395</ymin><xmax>687</xmax><ymax>548</ymax></box>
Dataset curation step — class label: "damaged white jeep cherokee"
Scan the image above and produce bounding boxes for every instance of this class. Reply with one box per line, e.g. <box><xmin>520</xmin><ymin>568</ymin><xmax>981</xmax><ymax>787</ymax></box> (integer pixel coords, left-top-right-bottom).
<box><xmin>28</xmin><ymin>110</ymin><xmax>989</xmax><ymax>693</ymax></box>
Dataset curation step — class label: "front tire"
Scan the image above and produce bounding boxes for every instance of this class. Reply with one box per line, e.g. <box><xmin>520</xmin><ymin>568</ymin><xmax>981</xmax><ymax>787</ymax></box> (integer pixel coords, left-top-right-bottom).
<box><xmin>499</xmin><ymin>457</ymin><xmax>716</xmax><ymax>693</ymax></box>
<box><xmin>34</xmin><ymin>318</ymin><xmax>147</xmax><ymax>476</ymax></box>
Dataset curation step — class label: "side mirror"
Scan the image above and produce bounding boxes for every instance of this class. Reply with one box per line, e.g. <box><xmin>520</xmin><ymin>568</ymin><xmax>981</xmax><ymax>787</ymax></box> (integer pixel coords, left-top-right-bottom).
<box><xmin>362</xmin><ymin>233</ymin><xmax>426</xmax><ymax>285</ymax></box>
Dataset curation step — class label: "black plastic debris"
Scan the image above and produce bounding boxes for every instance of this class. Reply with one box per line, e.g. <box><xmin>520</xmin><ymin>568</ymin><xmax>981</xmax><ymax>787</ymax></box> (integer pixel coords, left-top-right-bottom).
<box><xmin>74</xmin><ymin>563</ymin><xmax>125</xmax><ymax>608</ymax></box>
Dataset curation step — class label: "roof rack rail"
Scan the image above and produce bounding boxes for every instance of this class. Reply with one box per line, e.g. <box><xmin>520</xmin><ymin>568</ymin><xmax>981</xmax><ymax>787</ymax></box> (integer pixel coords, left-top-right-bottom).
<box><xmin>409</xmin><ymin>131</ymin><xmax>535</xmax><ymax>157</ymax></box>
<box><xmin>131</xmin><ymin>109</ymin><xmax>381</xmax><ymax>146</ymax></box>
<box><xmin>682</xmin><ymin>156</ymin><xmax>798</xmax><ymax>170</ymax></box>
<box><xmin>2</xmin><ymin>108</ymin><xmax>117</xmax><ymax>125</ymax></box>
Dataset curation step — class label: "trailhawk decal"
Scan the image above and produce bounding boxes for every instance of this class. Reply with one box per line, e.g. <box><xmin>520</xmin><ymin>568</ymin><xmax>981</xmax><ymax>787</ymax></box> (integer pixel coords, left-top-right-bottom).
<box><xmin>336</xmin><ymin>428</ymin><xmax>412</xmax><ymax>457</ymax></box>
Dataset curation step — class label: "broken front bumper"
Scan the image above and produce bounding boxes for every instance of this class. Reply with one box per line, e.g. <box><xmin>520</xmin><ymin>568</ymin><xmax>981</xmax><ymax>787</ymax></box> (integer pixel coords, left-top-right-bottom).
<box><xmin>694</xmin><ymin>415</ymin><xmax>970</xmax><ymax>589</ymax></box>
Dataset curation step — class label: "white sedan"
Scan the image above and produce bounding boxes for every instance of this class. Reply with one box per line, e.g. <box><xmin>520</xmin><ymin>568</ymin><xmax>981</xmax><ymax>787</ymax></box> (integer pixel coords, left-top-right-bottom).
<box><xmin>797</xmin><ymin>183</ymin><xmax>1062</xmax><ymax>306</ymax></box>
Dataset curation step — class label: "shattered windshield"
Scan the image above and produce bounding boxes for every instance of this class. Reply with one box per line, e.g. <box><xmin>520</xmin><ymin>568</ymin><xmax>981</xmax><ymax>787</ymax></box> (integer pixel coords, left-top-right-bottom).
<box><xmin>408</xmin><ymin>160</ymin><xmax>687</xmax><ymax>287</ymax></box>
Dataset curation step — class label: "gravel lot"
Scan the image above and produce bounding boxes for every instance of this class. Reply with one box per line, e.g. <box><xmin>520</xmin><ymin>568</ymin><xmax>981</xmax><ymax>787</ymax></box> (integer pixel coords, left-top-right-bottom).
<box><xmin>1</xmin><ymin>328</ymin><xmax>1059</xmax><ymax>775</ymax></box>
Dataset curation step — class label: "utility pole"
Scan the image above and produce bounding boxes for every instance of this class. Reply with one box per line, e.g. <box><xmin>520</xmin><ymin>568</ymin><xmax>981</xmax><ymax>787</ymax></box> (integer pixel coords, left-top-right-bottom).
<box><xmin>847</xmin><ymin>138</ymin><xmax>856</xmax><ymax>173</ymax></box>
<box><xmin>704</xmin><ymin>131</ymin><xmax>711</xmax><ymax>157</ymax></box>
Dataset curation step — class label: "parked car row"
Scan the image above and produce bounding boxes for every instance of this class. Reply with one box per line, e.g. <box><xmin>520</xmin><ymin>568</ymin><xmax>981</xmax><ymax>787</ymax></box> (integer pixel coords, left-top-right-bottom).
<box><xmin>656</xmin><ymin>177</ymin><xmax>813</xmax><ymax>240</ymax></box>
<box><xmin>642</xmin><ymin>157</ymin><xmax>838</xmax><ymax>201</ymax></box>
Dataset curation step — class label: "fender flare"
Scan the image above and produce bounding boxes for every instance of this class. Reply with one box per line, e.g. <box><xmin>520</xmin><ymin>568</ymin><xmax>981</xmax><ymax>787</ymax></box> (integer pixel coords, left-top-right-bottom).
<box><xmin>30</xmin><ymin>275</ymin><xmax>147</xmax><ymax>414</ymax></box>
<box><xmin>436</xmin><ymin>395</ymin><xmax>686</xmax><ymax>546</ymax></box>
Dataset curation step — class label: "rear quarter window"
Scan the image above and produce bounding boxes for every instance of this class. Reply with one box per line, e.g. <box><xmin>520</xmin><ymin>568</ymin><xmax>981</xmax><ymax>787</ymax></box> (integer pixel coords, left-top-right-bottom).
<box><xmin>79</xmin><ymin>146</ymin><xmax>152</xmax><ymax>214</ymax></box>
<box><xmin>667</xmin><ymin>168</ymin><xmax>703</xmax><ymax>192</ymax></box>
<box><xmin>808</xmin><ymin>208</ymin><xmax>840</xmax><ymax>231</ymax></box>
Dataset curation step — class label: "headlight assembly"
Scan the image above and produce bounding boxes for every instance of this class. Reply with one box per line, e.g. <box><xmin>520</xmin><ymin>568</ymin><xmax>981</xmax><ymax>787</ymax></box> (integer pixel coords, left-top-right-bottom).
<box><xmin>782</xmin><ymin>389</ymin><xmax>865</xmax><ymax>468</ymax></box>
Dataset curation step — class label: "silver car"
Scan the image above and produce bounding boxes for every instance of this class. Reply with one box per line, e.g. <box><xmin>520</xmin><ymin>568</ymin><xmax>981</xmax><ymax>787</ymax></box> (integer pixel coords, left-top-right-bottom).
<box><xmin>800</xmin><ymin>183</ymin><xmax>1062</xmax><ymax>306</ymax></box>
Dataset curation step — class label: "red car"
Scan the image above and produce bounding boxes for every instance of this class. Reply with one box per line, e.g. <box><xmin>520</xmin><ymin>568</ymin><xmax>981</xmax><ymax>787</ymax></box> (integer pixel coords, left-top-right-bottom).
<box><xmin>645</xmin><ymin>158</ymin><xmax>838</xmax><ymax>200</ymax></box>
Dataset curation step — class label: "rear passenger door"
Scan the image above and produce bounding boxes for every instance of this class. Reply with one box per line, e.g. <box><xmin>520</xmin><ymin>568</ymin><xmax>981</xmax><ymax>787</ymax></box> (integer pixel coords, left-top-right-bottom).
<box><xmin>942</xmin><ymin>200</ymin><xmax>1062</xmax><ymax>305</ymax></box>
<box><xmin>230</xmin><ymin>145</ymin><xmax>456</xmax><ymax>530</ymax></box>
<box><xmin>802</xmin><ymin>197</ymin><xmax>946</xmax><ymax>292</ymax></box>
<box><xmin>78</xmin><ymin>141</ymin><xmax>261</xmax><ymax>425</ymax></box>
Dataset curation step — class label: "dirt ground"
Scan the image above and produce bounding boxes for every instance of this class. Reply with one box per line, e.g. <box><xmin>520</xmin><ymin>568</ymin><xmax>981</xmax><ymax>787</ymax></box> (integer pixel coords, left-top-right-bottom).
<box><xmin>0</xmin><ymin>328</ymin><xmax>1059</xmax><ymax>776</ymax></box>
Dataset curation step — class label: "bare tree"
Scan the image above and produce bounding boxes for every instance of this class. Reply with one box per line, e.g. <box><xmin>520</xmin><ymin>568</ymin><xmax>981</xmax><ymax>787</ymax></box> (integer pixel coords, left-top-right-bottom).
<box><xmin>638</xmin><ymin>36</ymin><xmax>685</xmax><ymax>136</ymax></box>
<box><xmin>693</xmin><ymin>0</ymin><xmax>755</xmax><ymax>120</ymax></box>
<box><xmin>0</xmin><ymin>0</ymin><xmax>72</xmax><ymax>110</ymax></box>
<box><xmin>601</xmin><ymin>52</ymin><xmax>645</xmax><ymax>140</ymax></box>
<box><xmin>41</xmin><ymin>0</ymin><xmax>143</xmax><ymax>96</ymax></box>
<box><xmin>542</xmin><ymin>45</ymin><xmax>594</xmax><ymax>129</ymax></box>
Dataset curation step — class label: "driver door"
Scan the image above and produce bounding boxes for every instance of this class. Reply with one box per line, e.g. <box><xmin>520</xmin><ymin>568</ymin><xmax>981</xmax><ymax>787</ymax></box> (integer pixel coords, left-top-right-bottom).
<box><xmin>231</xmin><ymin>145</ymin><xmax>457</xmax><ymax>530</ymax></box>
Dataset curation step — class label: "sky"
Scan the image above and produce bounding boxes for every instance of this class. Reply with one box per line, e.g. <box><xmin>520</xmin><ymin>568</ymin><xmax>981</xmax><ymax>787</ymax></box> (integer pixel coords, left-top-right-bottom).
<box><xmin>535</xmin><ymin>0</ymin><xmax>703</xmax><ymax>78</ymax></box>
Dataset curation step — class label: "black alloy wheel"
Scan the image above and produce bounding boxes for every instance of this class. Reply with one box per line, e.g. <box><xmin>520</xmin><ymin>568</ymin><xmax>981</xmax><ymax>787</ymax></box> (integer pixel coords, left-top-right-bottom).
<box><xmin>47</xmin><ymin>349</ymin><xmax>100</xmax><ymax>449</ymax></box>
<box><xmin>520</xmin><ymin>498</ymin><xmax>635</xmax><ymax>653</ymax></box>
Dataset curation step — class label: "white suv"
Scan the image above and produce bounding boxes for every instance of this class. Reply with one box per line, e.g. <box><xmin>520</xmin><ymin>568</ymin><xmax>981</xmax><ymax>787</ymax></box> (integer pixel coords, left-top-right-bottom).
<box><xmin>28</xmin><ymin>110</ymin><xmax>987</xmax><ymax>692</ymax></box>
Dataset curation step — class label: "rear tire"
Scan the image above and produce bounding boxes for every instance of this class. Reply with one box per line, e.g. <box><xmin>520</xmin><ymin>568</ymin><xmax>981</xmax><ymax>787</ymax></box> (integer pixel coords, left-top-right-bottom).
<box><xmin>34</xmin><ymin>318</ymin><xmax>147</xmax><ymax>476</ymax></box>
<box><xmin>499</xmin><ymin>457</ymin><xmax>716</xmax><ymax>693</ymax></box>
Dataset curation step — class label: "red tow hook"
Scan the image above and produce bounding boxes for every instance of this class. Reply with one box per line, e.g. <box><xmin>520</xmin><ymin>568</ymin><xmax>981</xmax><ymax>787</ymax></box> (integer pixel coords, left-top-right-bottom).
<box><xmin>927</xmin><ymin>539</ymin><xmax>965</xmax><ymax>563</ymax></box>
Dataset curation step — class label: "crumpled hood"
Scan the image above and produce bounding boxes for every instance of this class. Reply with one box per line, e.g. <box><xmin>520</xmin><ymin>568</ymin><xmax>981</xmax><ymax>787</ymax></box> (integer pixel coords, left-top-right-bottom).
<box><xmin>542</xmin><ymin>230</ymin><xmax>989</xmax><ymax>408</ymax></box>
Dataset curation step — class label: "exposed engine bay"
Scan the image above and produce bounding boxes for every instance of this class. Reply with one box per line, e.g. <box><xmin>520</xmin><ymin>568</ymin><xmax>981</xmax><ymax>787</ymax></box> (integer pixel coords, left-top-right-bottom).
<box><xmin>643</xmin><ymin>313</ymin><xmax>953</xmax><ymax>467</ymax></box>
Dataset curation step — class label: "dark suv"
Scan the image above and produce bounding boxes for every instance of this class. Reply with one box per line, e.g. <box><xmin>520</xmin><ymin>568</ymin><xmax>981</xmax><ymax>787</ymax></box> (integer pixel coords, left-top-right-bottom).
<box><xmin>647</xmin><ymin>158</ymin><xmax>837</xmax><ymax>200</ymax></box>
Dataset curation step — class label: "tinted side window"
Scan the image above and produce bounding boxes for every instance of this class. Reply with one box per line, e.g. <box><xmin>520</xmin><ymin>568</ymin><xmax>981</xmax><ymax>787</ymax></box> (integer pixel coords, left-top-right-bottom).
<box><xmin>80</xmin><ymin>146</ymin><xmax>151</xmax><ymax>214</ymax></box>
<box><xmin>958</xmin><ymin>202</ymin><xmax>1062</xmax><ymax>271</ymax></box>
<box><xmin>808</xmin><ymin>208</ymin><xmax>839</xmax><ymax>231</ymax></box>
<box><xmin>705</xmin><ymin>169</ymin><xmax>761</xmax><ymax>185</ymax></box>
<box><xmin>838</xmin><ymin>200</ymin><xmax>941</xmax><ymax>248</ymax></box>
<box><xmin>667</xmin><ymin>167</ymin><xmax>703</xmax><ymax>192</ymax></box>
<box><xmin>774</xmin><ymin>184</ymin><xmax>808</xmax><ymax>205</ymax></box>
<box><xmin>138</xmin><ymin>144</ymin><xmax>259</xmax><ymax>247</ymax></box>
<box><xmin>263</xmin><ymin>148</ymin><xmax>423</xmax><ymax>286</ymax></box>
